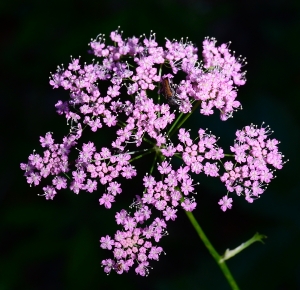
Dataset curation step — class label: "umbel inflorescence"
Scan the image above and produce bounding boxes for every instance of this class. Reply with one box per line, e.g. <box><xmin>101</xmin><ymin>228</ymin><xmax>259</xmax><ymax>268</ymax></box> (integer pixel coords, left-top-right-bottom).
<box><xmin>20</xmin><ymin>28</ymin><xmax>285</xmax><ymax>276</ymax></box>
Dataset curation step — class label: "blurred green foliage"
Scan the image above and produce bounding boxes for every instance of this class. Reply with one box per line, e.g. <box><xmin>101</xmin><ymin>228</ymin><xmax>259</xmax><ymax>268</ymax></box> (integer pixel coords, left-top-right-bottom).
<box><xmin>1</xmin><ymin>0</ymin><xmax>300</xmax><ymax>289</ymax></box>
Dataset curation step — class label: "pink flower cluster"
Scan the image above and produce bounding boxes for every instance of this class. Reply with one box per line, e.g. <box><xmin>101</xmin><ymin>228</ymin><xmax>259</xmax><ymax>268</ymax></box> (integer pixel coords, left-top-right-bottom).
<box><xmin>219</xmin><ymin>123</ymin><xmax>284</xmax><ymax>209</ymax></box>
<box><xmin>100</xmin><ymin>211</ymin><xmax>166</xmax><ymax>276</ymax></box>
<box><xmin>20</xmin><ymin>29</ymin><xmax>285</xmax><ymax>276</ymax></box>
<box><xmin>100</xmin><ymin>161</ymin><xmax>200</xmax><ymax>275</ymax></box>
<box><xmin>20</xmin><ymin>133</ymin><xmax>76</xmax><ymax>199</ymax></box>
<box><xmin>177</xmin><ymin>128</ymin><xmax>224</xmax><ymax>175</ymax></box>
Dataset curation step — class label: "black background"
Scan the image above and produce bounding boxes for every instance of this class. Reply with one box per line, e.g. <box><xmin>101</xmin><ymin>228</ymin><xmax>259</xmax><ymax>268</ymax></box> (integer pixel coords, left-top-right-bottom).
<box><xmin>1</xmin><ymin>0</ymin><xmax>299</xmax><ymax>289</ymax></box>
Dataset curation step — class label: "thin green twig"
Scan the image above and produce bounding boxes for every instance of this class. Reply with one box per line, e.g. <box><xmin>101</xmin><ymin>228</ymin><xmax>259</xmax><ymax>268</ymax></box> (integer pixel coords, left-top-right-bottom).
<box><xmin>220</xmin><ymin>233</ymin><xmax>267</xmax><ymax>263</ymax></box>
<box><xmin>167</xmin><ymin>112</ymin><xmax>184</xmax><ymax>136</ymax></box>
<box><xmin>149</xmin><ymin>151</ymin><xmax>158</xmax><ymax>175</ymax></box>
<box><xmin>143</xmin><ymin>137</ymin><xmax>155</xmax><ymax>146</ymax></box>
<box><xmin>169</xmin><ymin>100</ymin><xmax>202</xmax><ymax>137</ymax></box>
<box><xmin>129</xmin><ymin>149</ymin><xmax>154</xmax><ymax>163</ymax></box>
<box><xmin>185</xmin><ymin>211</ymin><xmax>240</xmax><ymax>290</ymax></box>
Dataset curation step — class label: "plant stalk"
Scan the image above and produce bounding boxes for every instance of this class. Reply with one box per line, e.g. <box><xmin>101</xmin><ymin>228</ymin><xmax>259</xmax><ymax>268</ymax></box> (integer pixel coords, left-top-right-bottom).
<box><xmin>185</xmin><ymin>211</ymin><xmax>240</xmax><ymax>290</ymax></box>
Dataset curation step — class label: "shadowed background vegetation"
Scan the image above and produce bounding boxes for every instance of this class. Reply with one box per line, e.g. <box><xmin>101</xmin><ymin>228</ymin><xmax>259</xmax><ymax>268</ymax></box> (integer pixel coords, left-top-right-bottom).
<box><xmin>1</xmin><ymin>0</ymin><xmax>299</xmax><ymax>289</ymax></box>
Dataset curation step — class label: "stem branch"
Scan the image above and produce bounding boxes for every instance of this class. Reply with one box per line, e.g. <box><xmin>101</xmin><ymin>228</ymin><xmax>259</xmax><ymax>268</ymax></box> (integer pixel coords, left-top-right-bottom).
<box><xmin>169</xmin><ymin>100</ymin><xmax>202</xmax><ymax>137</ymax></box>
<box><xmin>185</xmin><ymin>211</ymin><xmax>240</xmax><ymax>290</ymax></box>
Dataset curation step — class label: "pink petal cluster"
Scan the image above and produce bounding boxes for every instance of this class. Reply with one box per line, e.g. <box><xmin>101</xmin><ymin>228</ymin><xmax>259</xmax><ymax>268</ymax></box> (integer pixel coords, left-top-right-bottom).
<box><xmin>20</xmin><ymin>29</ymin><xmax>285</xmax><ymax>275</ymax></box>
<box><xmin>219</xmin><ymin>124</ymin><xmax>285</xmax><ymax>208</ymax></box>
<box><xmin>177</xmin><ymin>128</ymin><xmax>224</xmax><ymax>176</ymax></box>
<box><xmin>100</xmin><ymin>160</ymin><xmax>200</xmax><ymax>275</ymax></box>
<box><xmin>21</xmin><ymin>136</ymin><xmax>136</xmax><ymax>206</ymax></box>
<box><xmin>100</xmin><ymin>210</ymin><xmax>165</xmax><ymax>276</ymax></box>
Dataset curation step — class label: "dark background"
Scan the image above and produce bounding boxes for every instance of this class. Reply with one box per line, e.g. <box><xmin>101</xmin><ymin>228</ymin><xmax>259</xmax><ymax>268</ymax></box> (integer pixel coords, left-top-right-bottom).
<box><xmin>1</xmin><ymin>0</ymin><xmax>299</xmax><ymax>289</ymax></box>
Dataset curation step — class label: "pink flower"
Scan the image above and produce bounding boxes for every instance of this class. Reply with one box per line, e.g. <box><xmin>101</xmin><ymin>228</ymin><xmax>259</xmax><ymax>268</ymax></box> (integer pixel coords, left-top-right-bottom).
<box><xmin>218</xmin><ymin>196</ymin><xmax>233</xmax><ymax>212</ymax></box>
<box><xmin>99</xmin><ymin>194</ymin><xmax>115</xmax><ymax>209</ymax></box>
<box><xmin>100</xmin><ymin>235</ymin><xmax>115</xmax><ymax>250</ymax></box>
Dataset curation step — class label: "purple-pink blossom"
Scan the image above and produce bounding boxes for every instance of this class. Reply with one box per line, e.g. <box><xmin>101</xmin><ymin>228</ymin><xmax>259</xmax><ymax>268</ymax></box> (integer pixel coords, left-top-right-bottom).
<box><xmin>220</xmin><ymin>124</ymin><xmax>285</xmax><ymax>204</ymax></box>
<box><xmin>218</xmin><ymin>196</ymin><xmax>233</xmax><ymax>212</ymax></box>
<box><xmin>20</xmin><ymin>28</ymin><xmax>286</xmax><ymax>276</ymax></box>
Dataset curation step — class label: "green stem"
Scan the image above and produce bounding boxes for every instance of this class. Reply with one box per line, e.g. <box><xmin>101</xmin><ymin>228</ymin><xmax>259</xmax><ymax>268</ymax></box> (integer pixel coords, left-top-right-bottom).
<box><xmin>169</xmin><ymin>100</ymin><xmax>202</xmax><ymax>137</ymax></box>
<box><xmin>220</xmin><ymin>233</ymin><xmax>267</xmax><ymax>263</ymax></box>
<box><xmin>143</xmin><ymin>136</ymin><xmax>155</xmax><ymax>146</ymax></box>
<box><xmin>63</xmin><ymin>173</ymin><xmax>71</xmax><ymax>180</ymax></box>
<box><xmin>167</xmin><ymin>112</ymin><xmax>184</xmax><ymax>136</ymax></box>
<box><xmin>129</xmin><ymin>149</ymin><xmax>154</xmax><ymax>163</ymax></box>
<box><xmin>149</xmin><ymin>152</ymin><xmax>158</xmax><ymax>175</ymax></box>
<box><xmin>185</xmin><ymin>211</ymin><xmax>240</xmax><ymax>290</ymax></box>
